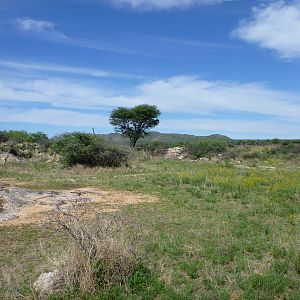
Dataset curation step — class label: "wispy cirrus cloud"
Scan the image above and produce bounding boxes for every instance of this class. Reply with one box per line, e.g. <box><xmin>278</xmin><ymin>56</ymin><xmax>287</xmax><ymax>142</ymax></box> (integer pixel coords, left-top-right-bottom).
<box><xmin>0</xmin><ymin>108</ymin><xmax>107</xmax><ymax>127</ymax></box>
<box><xmin>104</xmin><ymin>0</ymin><xmax>230</xmax><ymax>11</ymax></box>
<box><xmin>11</xmin><ymin>18</ymin><xmax>234</xmax><ymax>56</ymax></box>
<box><xmin>0</xmin><ymin>60</ymin><xmax>145</xmax><ymax>79</ymax></box>
<box><xmin>232</xmin><ymin>1</ymin><xmax>300</xmax><ymax>59</ymax></box>
<box><xmin>16</xmin><ymin>18</ymin><xmax>67</xmax><ymax>41</ymax></box>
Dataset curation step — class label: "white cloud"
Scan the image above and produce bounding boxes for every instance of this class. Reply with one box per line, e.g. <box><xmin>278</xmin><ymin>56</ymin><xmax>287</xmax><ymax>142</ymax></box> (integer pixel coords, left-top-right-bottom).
<box><xmin>137</xmin><ymin>76</ymin><xmax>300</xmax><ymax>118</ymax></box>
<box><xmin>159</xmin><ymin>118</ymin><xmax>300</xmax><ymax>137</ymax></box>
<box><xmin>1</xmin><ymin>72</ymin><xmax>300</xmax><ymax>137</ymax></box>
<box><xmin>1</xmin><ymin>75</ymin><xmax>300</xmax><ymax>119</ymax></box>
<box><xmin>1</xmin><ymin>108</ymin><xmax>299</xmax><ymax>138</ymax></box>
<box><xmin>0</xmin><ymin>108</ymin><xmax>106</xmax><ymax>127</ymax></box>
<box><xmin>16</xmin><ymin>18</ymin><xmax>67</xmax><ymax>41</ymax></box>
<box><xmin>13</xmin><ymin>18</ymin><xmax>155</xmax><ymax>56</ymax></box>
<box><xmin>105</xmin><ymin>0</ymin><xmax>228</xmax><ymax>10</ymax></box>
<box><xmin>0</xmin><ymin>76</ymin><xmax>300</xmax><ymax>118</ymax></box>
<box><xmin>232</xmin><ymin>1</ymin><xmax>300</xmax><ymax>59</ymax></box>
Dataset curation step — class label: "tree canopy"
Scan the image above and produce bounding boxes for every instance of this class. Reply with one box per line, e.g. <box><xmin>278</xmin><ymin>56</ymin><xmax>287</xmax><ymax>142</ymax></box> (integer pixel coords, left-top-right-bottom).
<box><xmin>109</xmin><ymin>104</ymin><xmax>160</xmax><ymax>148</ymax></box>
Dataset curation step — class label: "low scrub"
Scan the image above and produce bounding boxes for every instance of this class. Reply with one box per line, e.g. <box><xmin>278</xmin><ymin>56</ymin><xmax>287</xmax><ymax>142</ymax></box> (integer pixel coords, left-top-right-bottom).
<box><xmin>52</xmin><ymin>132</ymin><xmax>128</xmax><ymax>167</ymax></box>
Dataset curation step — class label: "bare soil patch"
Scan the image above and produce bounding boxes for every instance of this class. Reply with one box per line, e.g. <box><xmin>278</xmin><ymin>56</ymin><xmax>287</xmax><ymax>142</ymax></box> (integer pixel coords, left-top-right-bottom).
<box><xmin>0</xmin><ymin>182</ymin><xmax>157</xmax><ymax>226</ymax></box>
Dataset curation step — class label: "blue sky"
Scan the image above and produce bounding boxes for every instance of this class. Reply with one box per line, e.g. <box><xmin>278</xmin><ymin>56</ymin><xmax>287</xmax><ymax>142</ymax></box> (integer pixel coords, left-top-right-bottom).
<box><xmin>0</xmin><ymin>0</ymin><xmax>300</xmax><ymax>138</ymax></box>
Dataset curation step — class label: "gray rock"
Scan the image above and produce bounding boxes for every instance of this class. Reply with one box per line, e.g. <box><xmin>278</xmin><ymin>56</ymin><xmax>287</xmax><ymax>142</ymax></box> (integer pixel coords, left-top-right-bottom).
<box><xmin>0</xmin><ymin>214</ymin><xmax>19</xmax><ymax>222</ymax></box>
<box><xmin>33</xmin><ymin>270</ymin><xmax>64</xmax><ymax>294</ymax></box>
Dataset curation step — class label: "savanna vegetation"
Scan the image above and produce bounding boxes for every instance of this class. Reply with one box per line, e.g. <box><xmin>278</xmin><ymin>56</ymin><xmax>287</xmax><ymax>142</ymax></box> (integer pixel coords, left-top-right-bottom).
<box><xmin>0</xmin><ymin>129</ymin><xmax>299</xmax><ymax>299</ymax></box>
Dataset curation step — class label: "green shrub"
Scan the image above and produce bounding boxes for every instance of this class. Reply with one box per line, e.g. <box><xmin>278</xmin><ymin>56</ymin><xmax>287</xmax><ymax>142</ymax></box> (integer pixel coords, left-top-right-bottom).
<box><xmin>186</xmin><ymin>139</ymin><xmax>230</xmax><ymax>158</ymax></box>
<box><xmin>6</xmin><ymin>130</ymin><xmax>32</xmax><ymax>143</ymax></box>
<box><xmin>30</xmin><ymin>132</ymin><xmax>50</xmax><ymax>149</ymax></box>
<box><xmin>243</xmin><ymin>152</ymin><xmax>262</xmax><ymax>159</ymax></box>
<box><xmin>0</xmin><ymin>131</ymin><xmax>9</xmax><ymax>143</ymax></box>
<box><xmin>52</xmin><ymin>132</ymin><xmax>128</xmax><ymax>167</ymax></box>
<box><xmin>4</xmin><ymin>130</ymin><xmax>50</xmax><ymax>147</ymax></box>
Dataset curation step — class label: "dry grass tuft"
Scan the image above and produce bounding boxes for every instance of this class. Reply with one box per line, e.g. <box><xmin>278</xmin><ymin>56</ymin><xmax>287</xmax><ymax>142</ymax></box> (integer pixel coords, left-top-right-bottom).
<box><xmin>47</xmin><ymin>197</ymin><xmax>137</xmax><ymax>295</ymax></box>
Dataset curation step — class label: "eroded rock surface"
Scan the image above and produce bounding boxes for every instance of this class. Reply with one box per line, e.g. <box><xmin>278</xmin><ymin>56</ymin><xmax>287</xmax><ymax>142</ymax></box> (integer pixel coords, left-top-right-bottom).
<box><xmin>0</xmin><ymin>182</ymin><xmax>157</xmax><ymax>225</ymax></box>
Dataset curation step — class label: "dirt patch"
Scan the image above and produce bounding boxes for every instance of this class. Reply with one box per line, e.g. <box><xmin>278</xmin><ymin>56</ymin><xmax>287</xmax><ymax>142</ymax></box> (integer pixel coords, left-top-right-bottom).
<box><xmin>0</xmin><ymin>183</ymin><xmax>158</xmax><ymax>226</ymax></box>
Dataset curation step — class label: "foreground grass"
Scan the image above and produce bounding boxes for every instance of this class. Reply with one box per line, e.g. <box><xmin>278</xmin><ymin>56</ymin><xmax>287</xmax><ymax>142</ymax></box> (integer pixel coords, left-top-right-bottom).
<box><xmin>0</xmin><ymin>159</ymin><xmax>300</xmax><ymax>299</ymax></box>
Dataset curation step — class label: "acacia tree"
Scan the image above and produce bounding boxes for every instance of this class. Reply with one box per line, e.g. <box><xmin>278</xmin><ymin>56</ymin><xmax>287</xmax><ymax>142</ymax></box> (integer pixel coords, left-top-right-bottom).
<box><xmin>109</xmin><ymin>104</ymin><xmax>160</xmax><ymax>148</ymax></box>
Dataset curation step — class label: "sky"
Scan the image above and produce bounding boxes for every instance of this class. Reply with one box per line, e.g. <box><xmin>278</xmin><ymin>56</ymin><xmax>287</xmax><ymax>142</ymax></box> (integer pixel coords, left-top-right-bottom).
<box><xmin>0</xmin><ymin>0</ymin><xmax>299</xmax><ymax>139</ymax></box>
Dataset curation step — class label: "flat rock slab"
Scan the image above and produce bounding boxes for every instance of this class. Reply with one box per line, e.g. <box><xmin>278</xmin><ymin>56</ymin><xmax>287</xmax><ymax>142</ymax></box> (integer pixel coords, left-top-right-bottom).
<box><xmin>0</xmin><ymin>183</ymin><xmax>157</xmax><ymax>226</ymax></box>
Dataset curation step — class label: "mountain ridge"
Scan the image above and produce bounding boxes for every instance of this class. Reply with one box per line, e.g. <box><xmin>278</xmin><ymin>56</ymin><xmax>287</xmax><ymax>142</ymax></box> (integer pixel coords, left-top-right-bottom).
<box><xmin>98</xmin><ymin>131</ymin><xmax>231</xmax><ymax>146</ymax></box>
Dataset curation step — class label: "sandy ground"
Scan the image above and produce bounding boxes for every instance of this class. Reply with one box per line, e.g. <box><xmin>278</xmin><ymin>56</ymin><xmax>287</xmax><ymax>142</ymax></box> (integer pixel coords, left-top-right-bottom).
<box><xmin>0</xmin><ymin>182</ymin><xmax>157</xmax><ymax>226</ymax></box>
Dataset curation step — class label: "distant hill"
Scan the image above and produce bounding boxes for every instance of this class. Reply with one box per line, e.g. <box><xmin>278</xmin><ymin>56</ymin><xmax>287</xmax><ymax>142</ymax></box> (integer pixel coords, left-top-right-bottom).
<box><xmin>98</xmin><ymin>132</ymin><xmax>231</xmax><ymax>146</ymax></box>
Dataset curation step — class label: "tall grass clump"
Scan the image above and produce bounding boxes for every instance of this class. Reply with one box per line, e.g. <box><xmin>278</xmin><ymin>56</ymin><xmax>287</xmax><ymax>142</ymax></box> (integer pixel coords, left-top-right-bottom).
<box><xmin>52</xmin><ymin>132</ymin><xmax>129</xmax><ymax>167</ymax></box>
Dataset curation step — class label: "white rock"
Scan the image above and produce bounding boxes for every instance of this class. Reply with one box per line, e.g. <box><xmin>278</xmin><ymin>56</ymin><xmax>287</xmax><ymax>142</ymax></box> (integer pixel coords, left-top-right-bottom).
<box><xmin>33</xmin><ymin>270</ymin><xmax>64</xmax><ymax>294</ymax></box>
<box><xmin>199</xmin><ymin>157</ymin><xmax>210</xmax><ymax>161</ymax></box>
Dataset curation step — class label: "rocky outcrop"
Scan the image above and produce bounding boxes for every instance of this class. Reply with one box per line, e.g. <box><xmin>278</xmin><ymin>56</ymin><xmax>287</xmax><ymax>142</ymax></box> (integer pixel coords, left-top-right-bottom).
<box><xmin>0</xmin><ymin>141</ymin><xmax>58</xmax><ymax>164</ymax></box>
<box><xmin>164</xmin><ymin>147</ymin><xmax>186</xmax><ymax>160</ymax></box>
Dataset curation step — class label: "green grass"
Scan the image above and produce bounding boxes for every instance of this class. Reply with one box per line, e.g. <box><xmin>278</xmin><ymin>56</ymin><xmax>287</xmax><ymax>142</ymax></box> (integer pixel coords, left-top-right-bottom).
<box><xmin>0</xmin><ymin>159</ymin><xmax>299</xmax><ymax>299</ymax></box>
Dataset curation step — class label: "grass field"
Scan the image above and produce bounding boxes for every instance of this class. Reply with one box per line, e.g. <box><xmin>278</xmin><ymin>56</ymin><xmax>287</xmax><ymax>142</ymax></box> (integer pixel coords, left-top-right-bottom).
<box><xmin>0</xmin><ymin>159</ymin><xmax>300</xmax><ymax>299</ymax></box>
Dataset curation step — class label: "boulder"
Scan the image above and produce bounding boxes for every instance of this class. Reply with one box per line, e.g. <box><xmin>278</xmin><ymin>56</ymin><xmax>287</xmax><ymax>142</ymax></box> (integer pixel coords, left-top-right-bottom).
<box><xmin>0</xmin><ymin>153</ymin><xmax>20</xmax><ymax>163</ymax></box>
<box><xmin>33</xmin><ymin>270</ymin><xmax>64</xmax><ymax>295</ymax></box>
<box><xmin>165</xmin><ymin>147</ymin><xmax>185</xmax><ymax>159</ymax></box>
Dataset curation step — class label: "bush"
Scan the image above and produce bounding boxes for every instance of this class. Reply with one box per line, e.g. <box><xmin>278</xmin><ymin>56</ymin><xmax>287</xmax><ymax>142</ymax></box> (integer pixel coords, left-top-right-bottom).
<box><xmin>6</xmin><ymin>130</ymin><xmax>32</xmax><ymax>143</ymax></box>
<box><xmin>4</xmin><ymin>130</ymin><xmax>50</xmax><ymax>148</ymax></box>
<box><xmin>0</xmin><ymin>131</ymin><xmax>9</xmax><ymax>143</ymax></box>
<box><xmin>186</xmin><ymin>139</ymin><xmax>230</xmax><ymax>159</ymax></box>
<box><xmin>30</xmin><ymin>132</ymin><xmax>50</xmax><ymax>149</ymax></box>
<box><xmin>52</xmin><ymin>132</ymin><xmax>128</xmax><ymax>167</ymax></box>
<box><xmin>242</xmin><ymin>152</ymin><xmax>262</xmax><ymax>160</ymax></box>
